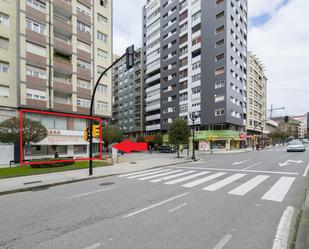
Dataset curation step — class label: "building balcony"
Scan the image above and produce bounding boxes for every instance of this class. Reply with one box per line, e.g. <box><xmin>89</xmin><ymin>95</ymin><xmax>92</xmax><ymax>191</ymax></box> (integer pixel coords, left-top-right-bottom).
<box><xmin>26</xmin><ymin>29</ymin><xmax>46</xmax><ymax>46</ymax></box>
<box><xmin>77</xmin><ymin>30</ymin><xmax>91</xmax><ymax>44</ymax></box>
<box><xmin>146</xmin><ymin>114</ymin><xmax>161</xmax><ymax>122</ymax></box>
<box><xmin>77</xmin><ymin>68</ymin><xmax>91</xmax><ymax>80</ymax></box>
<box><xmin>146</xmin><ymin>124</ymin><xmax>161</xmax><ymax>131</ymax></box>
<box><xmin>145</xmin><ymin>83</ymin><xmax>160</xmax><ymax>94</ymax></box>
<box><xmin>192</xmin><ymin>42</ymin><xmax>201</xmax><ymax>52</ymax></box>
<box><xmin>77</xmin><ymin>9</ymin><xmax>91</xmax><ymax>26</ymax></box>
<box><xmin>145</xmin><ymin>63</ymin><xmax>160</xmax><ymax>75</ymax></box>
<box><xmin>53</xmin><ymin>0</ymin><xmax>72</xmax><ymax>18</ymax></box>
<box><xmin>77</xmin><ymin>106</ymin><xmax>90</xmax><ymax>115</ymax></box>
<box><xmin>53</xmin><ymin>81</ymin><xmax>73</xmax><ymax>94</ymax></box>
<box><xmin>146</xmin><ymin>93</ymin><xmax>160</xmax><ymax>103</ymax></box>
<box><xmin>145</xmin><ymin>73</ymin><xmax>160</xmax><ymax>84</ymax></box>
<box><xmin>77</xmin><ymin>87</ymin><xmax>91</xmax><ymax>99</ymax></box>
<box><xmin>54</xmin><ymin>38</ymin><xmax>72</xmax><ymax>56</ymax></box>
<box><xmin>53</xmin><ymin>58</ymin><xmax>72</xmax><ymax>75</ymax></box>
<box><xmin>26</xmin><ymin>98</ymin><xmax>47</xmax><ymax>109</ymax></box>
<box><xmin>77</xmin><ymin>49</ymin><xmax>91</xmax><ymax>62</ymax></box>
<box><xmin>53</xmin><ymin>16</ymin><xmax>72</xmax><ymax>38</ymax></box>
<box><xmin>26</xmin><ymin>75</ymin><xmax>47</xmax><ymax>91</ymax></box>
<box><xmin>26</xmin><ymin>52</ymin><xmax>46</xmax><ymax>69</ymax></box>
<box><xmin>53</xmin><ymin>102</ymin><xmax>73</xmax><ymax>112</ymax></box>
<box><xmin>26</xmin><ymin>4</ymin><xmax>46</xmax><ymax>24</ymax></box>
<box><xmin>145</xmin><ymin>104</ymin><xmax>160</xmax><ymax>112</ymax></box>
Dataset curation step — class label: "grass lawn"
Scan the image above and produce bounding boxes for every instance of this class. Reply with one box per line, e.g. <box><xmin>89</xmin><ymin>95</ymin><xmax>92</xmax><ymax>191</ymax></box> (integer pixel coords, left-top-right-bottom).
<box><xmin>0</xmin><ymin>161</ymin><xmax>111</xmax><ymax>179</ymax></box>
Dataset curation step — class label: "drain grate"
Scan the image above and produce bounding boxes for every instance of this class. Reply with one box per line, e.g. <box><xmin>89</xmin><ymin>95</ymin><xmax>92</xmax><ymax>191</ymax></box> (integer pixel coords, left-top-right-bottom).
<box><xmin>130</xmin><ymin>162</ymin><xmax>137</xmax><ymax>164</ymax></box>
<box><xmin>99</xmin><ymin>182</ymin><xmax>114</xmax><ymax>186</ymax></box>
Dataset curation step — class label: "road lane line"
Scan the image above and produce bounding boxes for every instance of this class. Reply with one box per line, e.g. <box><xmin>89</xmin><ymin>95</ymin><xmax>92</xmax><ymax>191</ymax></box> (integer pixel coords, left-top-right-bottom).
<box><xmin>182</xmin><ymin>173</ymin><xmax>226</xmax><ymax>188</ymax></box>
<box><xmin>241</xmin><ymin>162</ymin><xmax>262</xmax><ymax>171</ymax></box>
<box><xmin>165</xmin><ymin>172</ymin><xmax>209</xmax><ymax>185</ymax></box>
<box><xmin>127</xmin><ymin>169</ymin><xmax>173</xmax><ymax>179</ymax></box>
<box><xmin>84</xmin><ymin>243</ymin><xmax>101</xmax><ymax>249</ymax></box>
<box><xmin>170</xmin><ymin>166</ymin><xmax>299</xmax><ymax>175</ymax></box>
<box><xmin>69</xmin><ymin>187</ymin><xmax>114</xmax><ymax>199</ymax></box>
<box><xmin>229</xmin><ymin>175</ymin><xmax>270</xmax><ymax>196</ymax></box>
<box><xmin>119</xmin><ymin>168</ymin><xmax>165</xmax><ymax>177</ymax></box>
<box><xmin>272</xmin><ymin>206</ymin><xmax>295</xmax><ymax>249</ymax></box>
<box><xmin>212</xmin><ymin>234</ymin><xmax>232</xmax><ymax>249</ymax></box>
<box><xmin>203</xmin><ymin>174</ymin><xmax>246</xmax><ymax>191</ymax></box>
<box><xmin>151</xmin><ymin>170</ymin><xmax>197</xmax><ymax>182</ymax></box>
<box><xmin>122</xmin><ymin>192</ymin><xmax>189</xmax><ymax>218</ymax></box>
<box><xmin>303</xmin><ymin>163</ymin><xmax>309</xmax><ymax>177</ymax></box>
<box><xmin>262</xmin><ymin>177</ymin><xmax>295</xmax><ymax>202</ymax></box>
<box><xmin>168</xmin><ymin>203</ymin><xmax>187</xmax><ymax>213</ymax></box>
<box><xmin>138</xmin><ymin>170</ymin><xmax>183</xmax><ymax>180</ymax></box>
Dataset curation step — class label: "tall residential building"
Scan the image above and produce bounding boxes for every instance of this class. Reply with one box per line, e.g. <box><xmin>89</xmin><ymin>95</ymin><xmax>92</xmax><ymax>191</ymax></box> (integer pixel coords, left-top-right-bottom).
<box><xmin>246</xmin><ymin>52</ymin><xmax>267</xmax><ymax>140</ymax></box>
<box><xmin>0</xmin><ymin>0</ymin><xmax>112</xmax><ymax>164</ymax></box>
<box><xmin>143</xmin><ymin>0</ymin><xmax>248</xmax><ymax>149</ymax></box>
<box><xmin>112</xmin><ymin>48</ymin><xmax>143</xmax><ymax>137</ymax></box>
<box><xmin>291</xmin><ymin>114</ymin><xmax>307</xmax><ymax>139</ymax></box>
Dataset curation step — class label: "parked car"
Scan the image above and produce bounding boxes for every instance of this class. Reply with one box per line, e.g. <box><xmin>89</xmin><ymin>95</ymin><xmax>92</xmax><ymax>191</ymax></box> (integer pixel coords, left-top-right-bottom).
<box><xmin>158</xmin><ymin>145</ymin><xmax>176</xmax><ymax>153</ymax></box>
<box><xmin>301</xmin><ymin>139</ymin><xmax>309</xmax><ymax>144</ymax></box>
<box><xmin>287</xmin><ymin>140</ymin><xmax>306</xmax><ymax>152</ymax></box>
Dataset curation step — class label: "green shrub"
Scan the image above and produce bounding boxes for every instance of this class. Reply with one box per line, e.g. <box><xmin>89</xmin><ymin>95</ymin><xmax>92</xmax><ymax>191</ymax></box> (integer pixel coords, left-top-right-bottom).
<box><xmin>30</xmin><ymin>158</ymin><xmax>75</xmax><ymax>168</ymax></box>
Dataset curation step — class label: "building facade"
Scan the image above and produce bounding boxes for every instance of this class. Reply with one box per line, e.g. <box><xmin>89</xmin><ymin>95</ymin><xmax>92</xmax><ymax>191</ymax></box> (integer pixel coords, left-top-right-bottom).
<box><xmin>272</xmin><ymin>116</ymin><xmax>301</xmax><ymax>139</ymax></box>
<box><xmin>246</xmin><ymin>52</ymin><xmax>267</xmax><ymax>145</ymax></box>
<box><xmin>291</xmin><ymin>114</ymin><xmax>307</xmax><ymax>139</ymax></box>
<box><xmin>112</xmin><ymin>48</ymin><xmax>143</xmax><ymax>137</ymax></box>
<box><xmin>0</xmin><ymin>0</ymin><xmax>112</xmax><ymax>164</ymax></box>
<box><xmin>143</xmin><ymin>0</ymin><xmax>248</xmax><ymax>149</ymax></box>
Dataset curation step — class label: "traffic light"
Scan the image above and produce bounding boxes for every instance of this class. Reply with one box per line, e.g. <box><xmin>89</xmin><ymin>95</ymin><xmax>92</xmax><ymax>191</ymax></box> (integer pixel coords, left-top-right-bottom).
<box><xmin>126</xmin><ymin>45</ymin><xmax>135</xmax><ymax>70</ymax></box>
<box><xmin>284</xmin><ymin>116</ymin><xmax>289</xmax><ymax>123</ymax></box>
<box><xmin>92</xmin><ymin>125</ymin><xmax>100</xmax><ymax>138</ymax></box>
<box><xmin>84</xmin><ymin>128</ymin><xmax>90</xmax><ymax>141</ymax></box>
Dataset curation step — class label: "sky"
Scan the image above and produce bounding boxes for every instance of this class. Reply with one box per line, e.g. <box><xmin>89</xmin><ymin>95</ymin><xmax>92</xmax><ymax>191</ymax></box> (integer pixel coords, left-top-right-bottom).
<box><xmin>113</xmin><ymin>0</ymin><xmax>309</xmax><ymax>117</ymax></box>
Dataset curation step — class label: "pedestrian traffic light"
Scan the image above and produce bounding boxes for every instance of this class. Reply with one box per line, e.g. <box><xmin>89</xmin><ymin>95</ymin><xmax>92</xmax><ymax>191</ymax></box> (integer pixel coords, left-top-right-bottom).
<box><xmin>126</xmin><ymin>45</ymin><xmax>135</xmax><ymax>70</ymax></box>
<box><xmin>92</xmin><ymin>125</ymin><xmax>100</xmax><ymax>138</ymax></box>
<box><xmin>284</xmin><ymin>116</ymin><xmax>289</xmax><ymax>123</ymax></box>
<box><xmin>84</xmin><ymin>128</ymin><xmax>90</xmax><ymax>141</ymax></box>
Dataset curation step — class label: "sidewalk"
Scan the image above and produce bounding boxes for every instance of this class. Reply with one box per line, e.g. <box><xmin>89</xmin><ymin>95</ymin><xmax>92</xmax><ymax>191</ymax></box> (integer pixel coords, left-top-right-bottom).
<box><xmin>296</xmin><ymin>187</ymin><xmax>309</xmax><ymax>249</ymax></box>
<box><xmin>0</xmin><ymin>153</ymin><xmax>192</xmax><ymax>196</ymax></box>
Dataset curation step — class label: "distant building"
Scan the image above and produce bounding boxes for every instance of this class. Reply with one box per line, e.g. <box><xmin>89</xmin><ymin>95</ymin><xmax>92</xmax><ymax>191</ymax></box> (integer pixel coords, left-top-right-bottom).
<box><xmin>291</xmin><ymin>114</ymin><xmax>306</xmax><ymax>139</ymax></box>
<box><xmin>112</xmin><ymin>48</ymin><xmax>143</xmax><ymax>138</ymax></box>
<box><xmin>272</xmin><ymin>117</ymin><xmax>301</xmax><ymax>139</ymax></box>
<box><xmin>265</xmin><ymin>119</ymin><xmax>278</xmax><ymax>134</ymax></box>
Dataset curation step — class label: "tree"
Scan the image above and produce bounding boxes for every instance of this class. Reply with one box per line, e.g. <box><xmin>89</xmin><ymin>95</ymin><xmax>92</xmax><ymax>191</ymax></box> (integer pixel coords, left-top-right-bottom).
<box><xmin>153</xmin><ymin>133</ymin><xmax>163</xmax><ymax>149</ymax></box>
<box><xmin>168</xmin><ymin>118</ymin><xmax>190</xmax><ymax>158</ymax></box>
<box><xmin>268</xmin><ymin>130</ymin><xmax>289</xmax><ymax>144</ymax></box>
<box><xmin>102</xmin><ymin>125</ymin><xmax>124</xmax><ymax>146</ymax></box>
<box><xmin>0</xmin><ymin>117</ymin><xmax>48</xmax><ymax>159</ymax></box>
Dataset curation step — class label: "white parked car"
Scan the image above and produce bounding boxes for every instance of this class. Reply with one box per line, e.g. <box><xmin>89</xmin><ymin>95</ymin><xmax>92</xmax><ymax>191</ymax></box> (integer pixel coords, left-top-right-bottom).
<box><xmin>287</xmin><ymin>140</ymin><xmax>306</xmax><ymax>152</ymax></box>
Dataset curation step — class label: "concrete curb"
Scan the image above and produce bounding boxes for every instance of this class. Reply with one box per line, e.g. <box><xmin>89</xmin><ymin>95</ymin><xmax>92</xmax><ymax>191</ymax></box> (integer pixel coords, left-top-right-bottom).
<box><xmin>0</xmin><ymin>159</ymin><xmax>193</xmax><ymax>196</ymax></box>
<box><xmin>296</xmin><ymin>188</ymin><xmax>309</xmax><ymax>249</ymax></box>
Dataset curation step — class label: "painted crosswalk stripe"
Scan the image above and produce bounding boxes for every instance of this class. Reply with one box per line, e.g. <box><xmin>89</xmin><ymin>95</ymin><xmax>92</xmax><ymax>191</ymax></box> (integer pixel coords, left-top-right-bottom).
<box><xmin>261</xmin><ymin>177</ymin><xmax>295</xmax><ymax>202</ymax></box>
<box><xmin>119</xmin><ymin>168</ymin><xmax>166</xmax><ymax>177</ymax></box>
<box><xmin>182</xmin><ymin>173</ymin><xmax>227</xmax><ymax>188</ymax></box>
<box><xmin>203</xmin><ymin>173</ymin><xmax>246</xmax><ymax>191</ymax></box>
<box><xmin>151</xmin><ymin>170</ymin><xmax>197</xmax><ymax>183</ymax></box>
<box><xmin>138</xmin><ymin>170</ymin><xmax>184</xmax><ymax>180</ymax></box>
<box><xmin>126</xmin><ymin>169</ymin><xmax>173</xmax><ymax>179</ymax></box>
<box><xmin>165</xmin><ymin>171</ymin><xmax>209</xmax><ymax>185</ymax></box>
<box><xmin>228</xmin><ymin>175</ymin><xmax>270</xmax><ymax>196</ymax></box>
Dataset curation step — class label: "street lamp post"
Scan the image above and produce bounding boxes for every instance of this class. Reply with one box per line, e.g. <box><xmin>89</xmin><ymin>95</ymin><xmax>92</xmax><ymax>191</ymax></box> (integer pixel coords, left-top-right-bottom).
<box><xmin>189</xmin><ymin>112</ymin><xmax>199</xmax><ymax>161</ymax></box>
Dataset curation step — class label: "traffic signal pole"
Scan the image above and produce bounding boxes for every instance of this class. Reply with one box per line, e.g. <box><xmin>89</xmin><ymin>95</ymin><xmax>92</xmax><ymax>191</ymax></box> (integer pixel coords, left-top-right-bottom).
<box><xmin>88</xmin><ymin>46</ymin><xmax>134</xmax><ymax>176</ymax></box>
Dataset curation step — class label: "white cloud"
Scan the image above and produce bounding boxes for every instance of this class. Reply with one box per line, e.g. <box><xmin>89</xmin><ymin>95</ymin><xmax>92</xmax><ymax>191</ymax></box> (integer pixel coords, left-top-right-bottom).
<box><xmin>248</xmin><ymin>0</ymin><xmax>309</xmax><ymax>115</ymax></box>
<box><xmin>248</xmin><ymin>0</ymin><xmax>284</xmax><ymax>17</ymax></box>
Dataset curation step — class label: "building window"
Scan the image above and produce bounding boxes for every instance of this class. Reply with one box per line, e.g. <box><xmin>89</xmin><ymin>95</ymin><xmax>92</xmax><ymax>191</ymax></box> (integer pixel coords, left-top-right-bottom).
<box><xmin>100</xmin><ymin>0</ymin><xmax>108</xmax><ymax>7</ymax></box>
<box><xmin>216</xmin><ymin>11</ymin><xmax>224</xmax><ymax>20</ymax></box>
<box><xmin>0</xmin><ymin>37</ymin><xmax>9</xmax><ymax>49</ymax></box>
<box><xmin>77</xmin><ymin>78</ymin><xmax>91</xmax><ymax>89</ymax></box>
<box><xmin>77</xmin><ymin>59</ymin><xmax>91</xmax><ymax>70</ymax></box>
<box><xmin>97</xmin><ymin>31</ymin><xmax>108</xmax><ymax>42</ymax></box>
<box><xmin>192</xmin><ymin>73</ymin><xmax>201</xmax><ymax>82</ymax></box>
<box><xmin>215</xmin><ymin>67</ymin><xmax>225</xmax><ymax>76</ymax></box>
<box><xmin>26</xmin><ymin>65</ymin><xmax>46</xmax><ymax>79</ymax></box>
<box><xmin>192</xmin><ymin>86</ymin><xmax>201</xmax><ymax>94</ymax></box>
<box><xmin>97</xmin><ymin>66</ymin><xmax>107</xmax><ymax>76</ymax></box>
<box><xmin>77</xmin><ymin>2</ymin><xmax>90</xmax><ymax>16</ymax></box>
<box><xmin>97</xmin><ymin>101</ymin><xmax>108</xmax><ymax>111</ymax></box>
<box><xmin>26</xmin><ymin>89</ymin><xmax>46</xmax><ymax>101</ymax></box>
<box><xmin>77</xmin><ymin>40</ymin><xmax>91</xmax><ymax>52</ymax></box>
<box><xmin>26</xmin><ymin>42</ymin><xmax>46</xmax><ymax>56</ymax></box>
<box><xmin>26</xmin><ymin>0</ymin><xmax>46</xmax><ymax>12</ymax></box>
<box><xmin>215</xmin><ymin>108</ymin><xmax>225</xmax><ymax>116</ymax></box>
<box><xmin>216</xmin><ymin>53</ymin><xmax>224</xmax><ymax>62</ymax></box>
<box><xmin>180</xmin><ymin>104</ymin><xmax>188</xmax><ymax>113</ymax></box>
<box><xmin>192</xmin><ymin>61</ymin><xmax>201</xmax><ymax>70</ymax></box>
<box><xmin>0</xmin><ymin>85</ymin><xmax>9</xmax><ymax>97</ymax></box>
<box><xmin>77</xmin><ymin>98</ymin><xmax>90</xmax><ymax>108</ymax></box>
<box><xmin>215</xmin><ymin>81</ymin><xmax>225</xmax><ymax>89</ymax></box>
<box><xmin>216</xmin><ymin>25</ymin><xmax>224</xmax><ymax>34</ymax></box>
<box><xmin>97</xmin><ymin>14</ymin><xmax>108</xmax><ymax>24</ymax></box>
<box><xmin>77</xmin><ymin>21</ymin><xmax>91</xmax><ymax>34</ymax></box>
<box><xmin>97</xmin><ymin>84</ymin><xmax>108</xmax><ymax>94</ymax></box>
<box><xmin>74</xmin><ymin>145</ymin><xmax>87</xmax><ymax>154</ymax></box>
<box><xmin>26</xmin><ymin>19</ymin><xmax>46</xmax><ymax>34</ymax></box>
<box><xmin>215</xmin><ymin>39</ymin><xmax>224</xmax><ymax>48</ymax></box>
<box><xmin>97</xmin><ymin>49</ymin><xmax>108</xmax><ymax>59</ymax></box>
<box><xmin>215</xmin><ymin>95</ymin><xmax>225</xmax><ymax>103</ymax></box>
<box><xmin>0</xmin><ymin>61</ymin><xmax>9</xmax><ymax>73</ymax></box>
<box><xmin>0</xmin><ymin>13</ymin><xmax>9</xmax><ymax>26</ymax></box>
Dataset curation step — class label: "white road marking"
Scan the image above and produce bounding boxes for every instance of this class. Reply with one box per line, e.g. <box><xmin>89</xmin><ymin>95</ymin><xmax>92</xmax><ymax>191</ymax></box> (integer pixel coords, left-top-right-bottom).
<box><xmin>182</xmin><ymin>173</ymin><xmax>226</xmax><ymax>188</ymax></box>
<box><xmin>138</xmin><ymin>170</ymin><xmax>183</xmax><ymax>180</ymax></box>
<box><xmin>168</xmin><ymin>202</ymin><xmax>187</xmax><ymax>213</ymax></box>
<box><xmin>69</xmin><ymin>187</ymin><xmax>114</xmax><ymax>199</ymax></box>
<box><xmin>165</xmin><ymin>172</ymin><xmax>209</xmax><ymax>185</ymax></box>
<box><xmin>303</xmin><ymin>163</ymin><xmax>309</xmax><ymax>177</ymax></box>
<box><xmin>119</xmin><ymin>168</ymin><xmax>164</xmax><ymax>177</ymax></box>
<box><xmin>170</xmin><ymin>166</ymin><xmax>299</xmax><ymax>175</ymax></box>
<box><xmin>127</xmin><ymin>169</ymin><xmax>173</xmax><ymax>179</ymax></box>
<box><xmin>122</xmin><ymin>192</ymin><xmax>189</xmax><ymax>218</ymax></box>
<box><xmin>212</xmin><ymin>234</ymin><xmax>233</xmax><ymax>249</ymax></box>
<box><xmin>279</xmin><ymin>160</ymin><xmax>303</xmax><ymax>167</ymax></box>
<box><xmin>272</xmin><ymin>206</ymin><xmax>295</xmax><ymax>249</ymax></box>
<box><xmin>232</xmin><ymin>159</ymin><xmax>251</xmax><ymax>165</ymax></box>
<box><xmin>84</xmin><ymin>243</ymin><xmax>101</xmax><ymax>249</ymax></box>
<box><xmin>241</xmin><ymin>162</ymin><xmax>262</xmax><ymax>170</ymax></box>
<box><xmin>262</xmin><ymin>177</ymin><xmax>295</xmax><ymax>202</ymax></box>
<box><xmin>203</xmin><ymin>174</ymin><xmax>246</xmax><ymax>191</ymax></box>
<box><xmin>229</xmin><ymin>175</ymin><xmax>270</xmax><ymax>196</ymax></box>
<box><xmin>151</xmin><ymin>170</ymin><xmax>197</xmax><ymax>183</ymax></box>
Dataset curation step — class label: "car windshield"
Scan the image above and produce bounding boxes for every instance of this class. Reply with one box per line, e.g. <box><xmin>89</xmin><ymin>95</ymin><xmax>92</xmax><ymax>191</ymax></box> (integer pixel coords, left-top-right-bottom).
<box><xmin>289</xmin><ymin>141</ymin><xmax>302</xmax><ymax>145</ymax></box>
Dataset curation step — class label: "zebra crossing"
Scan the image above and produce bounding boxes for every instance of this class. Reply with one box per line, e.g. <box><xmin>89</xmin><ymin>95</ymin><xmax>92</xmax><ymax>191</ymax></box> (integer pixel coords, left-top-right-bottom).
<box><xmin>118</xmin><ymin>168</ymin><xmax>297</xmax><ymax>203</ymax></box>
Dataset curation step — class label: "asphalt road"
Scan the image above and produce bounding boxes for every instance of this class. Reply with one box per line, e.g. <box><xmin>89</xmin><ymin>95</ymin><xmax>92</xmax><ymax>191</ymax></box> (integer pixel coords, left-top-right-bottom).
<box><xmin>1</xmin><ymin>146</ymin><xmax>309</xmax><ymax>249</ymax></box>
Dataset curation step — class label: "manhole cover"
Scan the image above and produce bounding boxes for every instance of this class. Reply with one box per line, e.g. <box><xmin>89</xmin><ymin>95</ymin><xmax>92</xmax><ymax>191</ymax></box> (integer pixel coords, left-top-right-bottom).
<box><xmin>130</xmin><ymin>162</ymin><xmax>137</xmax><ymax>164</ymax></box>
<box><xmin>99</xmin><ymin>182</ymin><xmax>114</xmax><ymax>186</ymax></box>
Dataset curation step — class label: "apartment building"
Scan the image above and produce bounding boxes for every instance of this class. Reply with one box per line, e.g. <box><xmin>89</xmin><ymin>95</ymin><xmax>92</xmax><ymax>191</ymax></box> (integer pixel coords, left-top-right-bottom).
<box><xmin>246</xmin><ymin>52</ymin><xmax>267</xmax><ymax>145</ymax></box>
<box><xmin>0</xmin><ymin>0</ymin><xmax>112</xmax><ymax>164</ymax></box>
<box><xmin>143</xmin><ymin>0</ymin><xmax>248</xmax><ymax>150</ymax></box>
<box><xmin>291</xmin><ymin>114</ymin><xmax>307</xmax><ymax>139</ymax></box>
<box><xmin>112</xmin><ymin>48</ymin><xmax>143</xmax><ymax>137</ymax></box>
